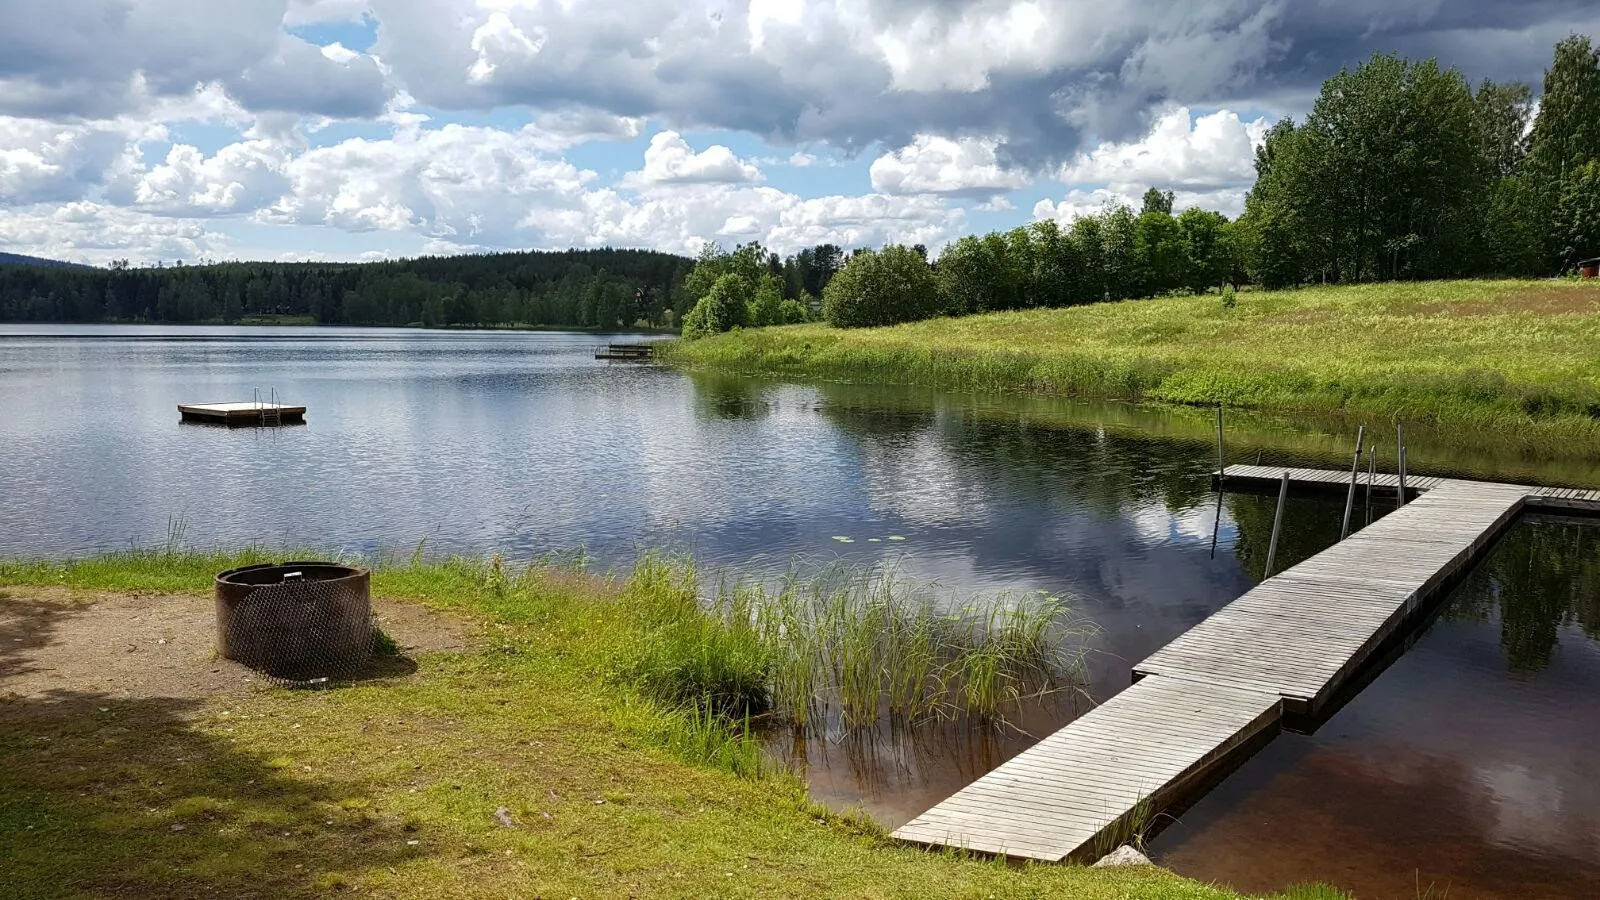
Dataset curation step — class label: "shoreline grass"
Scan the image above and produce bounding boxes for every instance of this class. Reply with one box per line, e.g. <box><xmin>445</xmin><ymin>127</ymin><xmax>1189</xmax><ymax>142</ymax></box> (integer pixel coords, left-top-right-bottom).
<box><xmin>662</xmin><ymin>279</ymin><xmax>1600</xmax><ymax>449</ymax></box>
<box><xmin>0</xmin><ymin>547</ymin><xmax>1350</xmax><ymax>899</ymax></box>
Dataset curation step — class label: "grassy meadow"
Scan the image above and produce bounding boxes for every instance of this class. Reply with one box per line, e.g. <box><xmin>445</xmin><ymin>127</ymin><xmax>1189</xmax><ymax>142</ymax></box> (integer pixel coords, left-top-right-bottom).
<box><xmin>664</xmin><ymin>280</ymin><xmax>1600</xmax><ymax>447</ymax></box>
<box><xmin>0</xmin><ymin>549</ymin><xmax>1350</xmax><ymax>899</ymax></box>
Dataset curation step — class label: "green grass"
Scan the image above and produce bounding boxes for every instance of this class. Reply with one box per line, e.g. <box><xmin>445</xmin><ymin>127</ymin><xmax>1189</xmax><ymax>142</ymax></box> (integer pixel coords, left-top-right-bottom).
<box><xmin>663</xmin><ymin>279</ymin><xmax>1600</xmax><ymax>448</ymax></box>
<box><xmin>0</xmin><ymin>547</ymin><xmax>1349</xmax><ymax>899</ymax></box>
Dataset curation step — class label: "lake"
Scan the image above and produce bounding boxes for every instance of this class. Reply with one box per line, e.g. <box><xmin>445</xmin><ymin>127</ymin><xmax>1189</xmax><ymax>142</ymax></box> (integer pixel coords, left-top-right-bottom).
<box><xmin>4</xmin><ymin>323</ymin><xmax>1599</xmax><ymax>898</ymax></box>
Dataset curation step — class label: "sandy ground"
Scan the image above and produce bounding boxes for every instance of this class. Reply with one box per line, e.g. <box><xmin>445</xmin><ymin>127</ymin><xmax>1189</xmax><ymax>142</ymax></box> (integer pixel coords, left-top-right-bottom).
<box><xmin>0</xmin><ymin>587</ymin><xmax>470</xmax><ymax>701</ymax></box>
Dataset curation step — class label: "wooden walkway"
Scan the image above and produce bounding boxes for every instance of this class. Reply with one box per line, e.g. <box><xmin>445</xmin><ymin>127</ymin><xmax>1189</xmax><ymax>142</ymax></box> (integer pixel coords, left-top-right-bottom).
<box><xmin>893</xmin><ymin>676</ymin><xmax>1280</xmax><ymax>861</ymax></box>
<box><xmin>893</xmin><ymin>465</ymin><xmax>1600</xmax><ymax>862</ymax></box>
<box><xmin>1215</xmin><ymin>462</ymin><xmax>1447</xmax><ymax>494</ymax></box>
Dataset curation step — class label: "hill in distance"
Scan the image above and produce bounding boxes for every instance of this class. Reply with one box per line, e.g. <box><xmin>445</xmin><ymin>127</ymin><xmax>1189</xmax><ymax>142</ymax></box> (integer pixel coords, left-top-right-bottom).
<box><xmin>0</xmin><ymin>251</ymin><xmax>90</xmax><ymax>269</ymax></box>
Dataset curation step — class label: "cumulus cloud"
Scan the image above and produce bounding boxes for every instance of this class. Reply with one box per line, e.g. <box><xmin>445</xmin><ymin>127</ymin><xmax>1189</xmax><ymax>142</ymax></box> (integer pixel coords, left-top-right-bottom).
<box><xmin>1033</xmin><ymin>106</ymin><xmax>1267</xmax><ymax>219</ymax></box>
<box><xmin>262</xmin><ymin>123</ymin><xmax>596</xmax><ymax>237</ymax></box>
<box><xmin>870</xmin><ymin>134</ymin><xmax>1031</xmax><ymax>197</ymax></box>
<box><xmin>1060</xmin><ymin>107</ymin><xmax>1267</xmax><ymax>191</ymax></box>
<box><xmin>623</xmin><ymin>131</ymin><xmax>764</xmax><ymax>187</ymax></box>
<box><xmin>0</xmin><ymin>117</ymin><xmax>148</xmax><ymax>205</ymax></box>
<box><xmin>133</xmin><ymin>141</ymin><xmax>291</xmax><ymax>215</ymax></box>
<box><xmin>1032</xmin><ymin>189</ymin><xmax>1137</xmax><ymax>225</ymax></box>
<box><xmin>0</xmin><ymin>201</ymin><xmax>229</xmax><ymax>264</ymax></box>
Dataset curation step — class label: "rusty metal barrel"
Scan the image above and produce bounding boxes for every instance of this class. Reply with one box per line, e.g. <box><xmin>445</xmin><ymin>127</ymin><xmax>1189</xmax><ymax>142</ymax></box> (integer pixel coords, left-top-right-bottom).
<box><xmin>215</xmin><ymin>562</ymin><xmax>372</xmax><ymax>681</ymax></box>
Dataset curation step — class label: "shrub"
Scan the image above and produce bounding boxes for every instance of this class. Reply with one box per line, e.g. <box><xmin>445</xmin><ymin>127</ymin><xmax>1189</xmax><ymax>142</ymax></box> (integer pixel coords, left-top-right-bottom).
<box><xmin>682</xmin><ymin>273</ymin><xmax>752</xmax><ymax>339</ymax></box>
<box><xmin>822</xmin><ymin>245</ymin><xmax>940</xmax><ymax>327</ymax></box>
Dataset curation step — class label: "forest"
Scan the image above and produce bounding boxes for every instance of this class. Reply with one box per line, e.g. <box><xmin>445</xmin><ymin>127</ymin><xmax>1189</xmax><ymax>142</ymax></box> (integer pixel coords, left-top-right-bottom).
<box><xmin>0</xmin><ymin>249</ymin><xmax>694</xmax><ymax>329</ymax></box>
<box><xmin>0</xmin><ymin>241</ymin><xmax>857</xmax><ymax>330</ymax></box>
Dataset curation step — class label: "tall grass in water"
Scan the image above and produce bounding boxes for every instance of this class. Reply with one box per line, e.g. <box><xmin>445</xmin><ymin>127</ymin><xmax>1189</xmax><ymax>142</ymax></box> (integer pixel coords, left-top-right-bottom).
<box><xmin>596</xmin><ymin>556</ymin><xmax>1090</xmax><ymax>732</ymax></box>
<box><xmin>727</xmin><ymin>563</ymin><xmax>1090</xmax><ymax>731</ymax></box>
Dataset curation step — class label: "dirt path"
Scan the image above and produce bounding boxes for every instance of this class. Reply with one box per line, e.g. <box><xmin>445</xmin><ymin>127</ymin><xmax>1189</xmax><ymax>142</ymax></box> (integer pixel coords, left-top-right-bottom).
<box><xmin>0</xmin><ymin>587</ymin><xmax>471</xmax><ymax>701</ymax></box>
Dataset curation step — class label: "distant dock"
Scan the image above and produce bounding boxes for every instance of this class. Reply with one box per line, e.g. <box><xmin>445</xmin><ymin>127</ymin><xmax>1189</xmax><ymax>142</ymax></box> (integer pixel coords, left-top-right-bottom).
<box><xmin>178</xmin><ymin>402</ymin><xmax>305</xmax><ymax>426</ymax></box>
<box><xmin>595</xmin><ymin>343</ymin><xmax>656</xmax><ymax>361</ymax></box>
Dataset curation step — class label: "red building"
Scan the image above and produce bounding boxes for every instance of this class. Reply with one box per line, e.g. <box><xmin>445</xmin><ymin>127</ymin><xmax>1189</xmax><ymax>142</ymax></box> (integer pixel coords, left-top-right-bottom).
<box><xmin>1581</xmin><ymin>258</ymin><xmax>1600</xmax><ymax>279</ymax></box>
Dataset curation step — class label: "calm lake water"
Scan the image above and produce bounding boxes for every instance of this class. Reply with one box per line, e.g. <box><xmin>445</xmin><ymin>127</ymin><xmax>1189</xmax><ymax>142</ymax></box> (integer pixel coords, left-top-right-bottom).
<box><xmin>4</xmin><ymin>323</ymin><xmax>1599</xmax><ymax>898</ymax></box>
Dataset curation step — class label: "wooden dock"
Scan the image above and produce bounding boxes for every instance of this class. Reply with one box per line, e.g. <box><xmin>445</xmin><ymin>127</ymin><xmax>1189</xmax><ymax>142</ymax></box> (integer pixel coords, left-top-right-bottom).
<box><xmin>893</xmin><ymin>464</ymin><xmax>1600</xmax><ymax>862</ymax></box>
<box><xmin>893</xmin><ymin>676</ymin><xmax>1280</xmax><ymax>861</ymax></box>
<box><xmin>594</xmin><ymin>343</ymin><xmax>656</xmax><ymax>361</ymax></box>
<box><xmin>178</xmin><ymin>402</ymin><xmax>305</xmax><ymax>426</ymax></box>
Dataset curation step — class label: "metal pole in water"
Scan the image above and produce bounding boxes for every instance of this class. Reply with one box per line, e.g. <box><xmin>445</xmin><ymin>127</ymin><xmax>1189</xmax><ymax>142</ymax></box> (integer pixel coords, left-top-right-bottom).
<box><xmin>1211</xmin><ymin>405</ymin><xmax>1225</xmax><ymax>559</ymax></box>
<box><xmin>1264</xmin><ymin>470</ymin><xmax>1289</xmax><ymax>578</ymax></box>
<box><xmin>1215</xmin><ymin>405</ymin><xmax>1226</xmax><ymax>483</ymax></box>
<box><xmin>1396</xmin><ymin>424</ymin><xmax>1408</xmax><ymax>507</ymax></box>
<box><xmin>1364</xmin><ymin>443</ymin><xmax>1377</xmax><ymax>525</ymax></box>
<box><xmin>1399</xmin><ymin>444</ymin><xmax>1409</xmax><ymax>506</ymax></box>
<box><xmin>1340</xmin><ymin>425</ymin><xmax>1367</xmax><ymax>540</ymax></box>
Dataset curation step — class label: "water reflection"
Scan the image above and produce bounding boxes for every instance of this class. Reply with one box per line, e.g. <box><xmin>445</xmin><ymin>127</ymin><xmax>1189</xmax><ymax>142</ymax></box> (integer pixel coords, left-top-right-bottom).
<box><xmin>1443</xmin><ymin>517</ymin><xmax>1600</xmax><ymax>674</ymax></box>
<box><xmin>1154</xmin><ymin>518</ymin><xmax>1600</xmax><ymax>900</ymax></box>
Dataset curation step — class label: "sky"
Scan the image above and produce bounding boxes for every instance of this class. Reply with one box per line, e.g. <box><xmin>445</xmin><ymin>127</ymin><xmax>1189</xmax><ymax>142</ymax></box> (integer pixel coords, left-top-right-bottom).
<box><xmin>1</xmin><ymin>0</ymin><xmax>1597</xmax><ymax>265</ymax></box>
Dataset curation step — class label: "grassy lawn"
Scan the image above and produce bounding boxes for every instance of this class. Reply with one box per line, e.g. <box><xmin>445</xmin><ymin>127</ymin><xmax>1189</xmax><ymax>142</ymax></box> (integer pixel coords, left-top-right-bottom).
<box><xmin>663</xmin><ymin>280</ymin><xmax>1600</xmax><ymax>447</ymax></box>
<box><xmin>0</xmin><ymin>551</ymin><xmax>1341</xmax><ymax>899</ymax></box>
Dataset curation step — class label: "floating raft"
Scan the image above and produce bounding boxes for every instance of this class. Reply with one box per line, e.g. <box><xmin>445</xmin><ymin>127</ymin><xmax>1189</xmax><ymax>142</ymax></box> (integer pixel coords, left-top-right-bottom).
<box><xmin>595</xmin><ymin>343</ymin><xmax>656</xmax><ymax>361</ymax></box>
<box><xmin>178</xmin><ymin>402</ymin><xmax>306</xmax><ymax>426</ymax></box>
<box><xmin>894</xmin><ymin>465</ymin><xmax>1600</xmax><ymax>863</ymax></box>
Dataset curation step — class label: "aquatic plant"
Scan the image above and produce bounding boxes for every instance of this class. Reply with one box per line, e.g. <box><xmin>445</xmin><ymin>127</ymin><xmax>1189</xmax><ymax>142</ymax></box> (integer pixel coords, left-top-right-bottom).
<box><xmin>714</xmin><ymin>563</ymin><xmax>1090</xmax><ymax>731</ymax></box>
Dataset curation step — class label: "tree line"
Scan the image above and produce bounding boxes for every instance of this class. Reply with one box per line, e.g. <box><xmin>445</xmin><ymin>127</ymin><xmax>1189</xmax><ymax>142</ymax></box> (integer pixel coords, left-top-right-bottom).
<box><xmin>679</xmin><ymin>34</ymin><xmax>1600</xmax><ymax>334</ymax></box>
<box><xmin>0</xmin><ymin>249</ymin><xmax>696</xmax><ymax>329</ymax></box>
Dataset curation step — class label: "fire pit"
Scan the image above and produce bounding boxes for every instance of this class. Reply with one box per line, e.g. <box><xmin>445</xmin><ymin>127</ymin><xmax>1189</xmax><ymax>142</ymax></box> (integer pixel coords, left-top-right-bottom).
<box><xmin>215</xmin><ymin>562</ymin><xmax>372</xmax><ymax>682</ymax></box>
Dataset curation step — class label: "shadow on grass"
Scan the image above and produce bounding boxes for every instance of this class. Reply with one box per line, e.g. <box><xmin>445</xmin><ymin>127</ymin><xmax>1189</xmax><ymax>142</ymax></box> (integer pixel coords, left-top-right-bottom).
<box><xmin>0</xmin><ymin>597</ymin><xmax>429</xmax><ymax>899</ymax></box>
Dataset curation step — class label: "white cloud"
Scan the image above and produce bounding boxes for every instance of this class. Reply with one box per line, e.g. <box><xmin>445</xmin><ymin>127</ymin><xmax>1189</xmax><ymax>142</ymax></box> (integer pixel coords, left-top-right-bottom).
<box><xmin>134</xmin><ymin>141</ymin><xmax>291</xmax><ymax>215</ymax></box>
<box><xmin>870</xmin><ymin>0</ymin><xmax>1070</xmax><ymax>93</ymax></box>
<box><xmin>623</xmin><ymin>131</ymin><xmax>764</xmax><ymax>187</ymax></box>
<box><xmin>1060</xmin><ymin>106</ymin><xmax>1268</xmax><ymax>192</ymax></box>
<box><xmin>0</xmin><ymin>117</ymin><xmax>147</xmax><ymax>205</ymax></box>
<box><xmin>870</xmin><ymin>133</ymin><xmax>1031</xmax><ymax>197</ymax></box>
<box><xmin>263</xmin><ymin>123</ymin><xmax>596</xmax><ymax>237</ymax></box>
<box><xmin>320</xmin><ymin>42</ymin><xmax>362</xmax><ymax>65</ymax></box>
<box><xmin>1032</xmin><ymin>188</ymin><xmax>1138</xmax><ymax>225</ymax></box>
<box><xmin>1032</xmin><ymin>185</ymin><xmax>1252</xmax><ymax>223</ymax></box>
<box><xmin>0</xmin><ymin>202</ymin><xmax>229</xmax><ymax>264</ymax></box>
<box><xmin>468</xmin><ymin>11</ymin><xmax>548</xmax><ymax>84</ymax></box>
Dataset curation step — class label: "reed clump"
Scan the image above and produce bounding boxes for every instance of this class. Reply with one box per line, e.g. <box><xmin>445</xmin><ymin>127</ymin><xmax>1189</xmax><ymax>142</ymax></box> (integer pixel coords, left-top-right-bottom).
<box><xmin>724</xmin><ymin>563</ymin><xmax>1090</xmax><ymax>731</ymax></box>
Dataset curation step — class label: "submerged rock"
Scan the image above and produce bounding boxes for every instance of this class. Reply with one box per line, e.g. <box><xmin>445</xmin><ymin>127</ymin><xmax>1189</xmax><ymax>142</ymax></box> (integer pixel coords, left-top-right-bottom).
<box><xmin>1091</xmin><ymin>845</ymin><xmax>1152</xmax><ymax>868</ymax></box>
